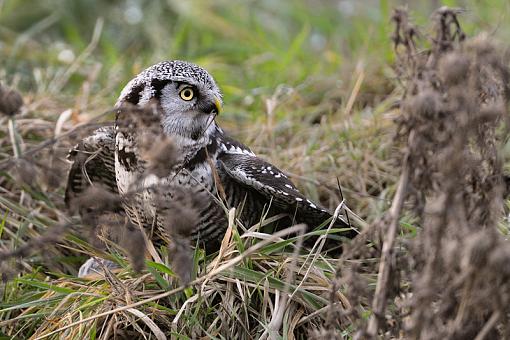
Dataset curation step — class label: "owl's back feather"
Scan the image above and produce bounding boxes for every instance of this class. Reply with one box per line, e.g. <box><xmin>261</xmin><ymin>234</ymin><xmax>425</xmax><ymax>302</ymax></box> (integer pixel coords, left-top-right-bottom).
<box><xmin>65</xmin><ymin>126</ymin><xmax>117</xmax><ymax>208</ymax></box>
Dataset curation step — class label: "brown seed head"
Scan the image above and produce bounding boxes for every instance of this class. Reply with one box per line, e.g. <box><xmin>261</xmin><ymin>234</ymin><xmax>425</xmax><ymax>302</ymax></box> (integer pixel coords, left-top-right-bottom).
<box><xmin>143</xmin><ymin>136</ymin><xmax>179</xmax><ymax>178</ymax></box>
<box><xmin>462</xmin><ymin>232</ymin><xmax>494</xmax><ymax>269</ymax></box>
<box><xmin>0</xmin><ymin>84</ymin><xmax>23</xmax><ymax>117</ymax></box>
<box><xmin>116</xmin><ymin>102</ymin><xmax>160</xmax><ymax>131</ymax></box>
<box><xmin>439</xmin><ymin>52</ymin><xmax>470</xmax><ymax>86</ymax></box>
<box><xmin>72</xmin><ymin>186</ymin><xmax>121</xmax><ymax>217</ymax></box>
<box><xmin>405</xmin><ymin>89</ymin><xmax>442</xmax><ymax>119</ymax></box>
<box><xmin>168</xmin><ymin>238</ymin><xmax>192</xmax><ymax>285</ymax></box>
<box><xmin>120</xmin><ymin>221</ymin><xmax>146</xmax><ymax>272</ymax></box>
<box><xmin>154</xmin><ymin>187</ymin><xmax>204</xmax><ymax>284</ymax></box>
<box><xmin>13</xmin><ymin>158</ymin><xmax>38</xmax><ymax>188</ymax></box>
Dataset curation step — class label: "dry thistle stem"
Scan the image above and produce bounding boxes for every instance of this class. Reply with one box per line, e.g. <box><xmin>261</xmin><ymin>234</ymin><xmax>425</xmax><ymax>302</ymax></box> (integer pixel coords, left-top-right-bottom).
<box><xmin>154</xmin><ymin>187</ymin><xmax>204</xmax><ymax>284</ymax></box>
<box><xmin>384</xmin><ymin>7</ymin><xmax>510</xmax><ymax>339</ymax></box>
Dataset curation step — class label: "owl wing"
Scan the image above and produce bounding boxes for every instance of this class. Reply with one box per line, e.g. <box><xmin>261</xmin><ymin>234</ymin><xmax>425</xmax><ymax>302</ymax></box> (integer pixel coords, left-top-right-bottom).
<box><xmin>65</xmin><ymin>126</ymin><xmax>118</xmax><ymax>208</ymax></box>
<box><xmin>216</xmin><ymin>144</ymin><xmax>357</xmax><ymax>239</ymax></box>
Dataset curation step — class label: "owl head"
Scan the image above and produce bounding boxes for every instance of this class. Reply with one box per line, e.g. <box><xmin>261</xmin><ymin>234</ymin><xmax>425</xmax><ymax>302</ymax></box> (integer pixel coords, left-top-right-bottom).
<box><xmin>116</xmin><ymin>60</ymin><xmax>222</xmax><ymax>140</ymax></box>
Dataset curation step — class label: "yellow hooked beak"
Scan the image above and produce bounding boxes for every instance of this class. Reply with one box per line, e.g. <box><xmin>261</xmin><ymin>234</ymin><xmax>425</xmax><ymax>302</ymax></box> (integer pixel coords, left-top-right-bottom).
<box><xmin>214</xmin><ymin>97</ymin><xmax>222</xmax><ymax>115</ymax></box>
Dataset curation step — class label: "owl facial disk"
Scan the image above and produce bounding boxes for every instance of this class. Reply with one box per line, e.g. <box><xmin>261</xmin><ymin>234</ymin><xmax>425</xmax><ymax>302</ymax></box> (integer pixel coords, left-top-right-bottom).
<box><xmin>115</xmin><ymin>60</ymin><xmax>223</xmax><ymax>140</ymax></box>
<box><xmin>156</xmin><ymin>82</ymin><xmax>220</xmax><ymax>117</ymax></box>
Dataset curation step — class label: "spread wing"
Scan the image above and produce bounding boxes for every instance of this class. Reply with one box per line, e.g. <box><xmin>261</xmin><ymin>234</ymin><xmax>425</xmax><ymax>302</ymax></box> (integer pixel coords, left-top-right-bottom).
<box><xmin>217</xmin><ymin>149</ymin><xmax>357</xmax><ymax>239</ymax></box>
<box><xmin>65</xmin><ymin>126</ymin><xmax>117</xmax><ymax>208</ymax></box>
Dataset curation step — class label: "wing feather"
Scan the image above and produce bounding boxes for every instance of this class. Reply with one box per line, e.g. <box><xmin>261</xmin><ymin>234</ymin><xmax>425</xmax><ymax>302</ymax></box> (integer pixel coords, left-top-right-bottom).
<box><xmin>65</xmin><ymin>126</ymin><xmax>117</xmax><ymax>208</ymax></box>
<box><xmin>217</xmin><ymin>151</ymin><xmax>357</xmax><ymax>239</ymax></box>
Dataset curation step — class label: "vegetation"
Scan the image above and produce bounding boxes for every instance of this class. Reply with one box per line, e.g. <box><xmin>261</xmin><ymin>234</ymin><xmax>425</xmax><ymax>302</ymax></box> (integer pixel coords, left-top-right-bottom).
<box><xmin>1</xmin><ymin>0</ymin><xmax>510</xmax><ymax>338</ymax></box>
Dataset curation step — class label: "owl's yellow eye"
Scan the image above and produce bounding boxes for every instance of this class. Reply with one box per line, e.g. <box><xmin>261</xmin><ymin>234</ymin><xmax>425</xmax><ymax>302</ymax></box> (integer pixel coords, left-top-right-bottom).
<box><xmin>179</xmin><ymin>87</ymin><xmax>195</xmax><ymax>101</ymax></box>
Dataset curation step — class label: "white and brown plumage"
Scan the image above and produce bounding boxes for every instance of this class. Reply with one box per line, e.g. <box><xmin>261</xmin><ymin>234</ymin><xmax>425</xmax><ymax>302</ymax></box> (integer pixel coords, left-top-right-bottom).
<box><xmin>66</xmin><ymin>60</ymin><xmax>357</xmax><ymax>275</ymax></box>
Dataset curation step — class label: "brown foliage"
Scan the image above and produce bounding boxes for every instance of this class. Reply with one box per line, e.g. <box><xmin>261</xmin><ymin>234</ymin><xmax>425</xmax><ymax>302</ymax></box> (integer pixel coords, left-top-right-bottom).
<box><xmin>320</xmin><ymin>7</ymin><xmax>510</xmax><ymax>339</ymax></box>
<box><xmin>372</xmin><ymin>7</ymin><xmax>509</xmax><ymax>339</ymax></box>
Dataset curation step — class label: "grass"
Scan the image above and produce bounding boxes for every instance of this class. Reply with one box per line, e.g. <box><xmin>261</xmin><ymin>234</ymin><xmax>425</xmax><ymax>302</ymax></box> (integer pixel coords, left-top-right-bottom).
<box><xmin>1</xmin><ymin>0</ymin><xmax>510</xmax><ymax>338</ymax></box>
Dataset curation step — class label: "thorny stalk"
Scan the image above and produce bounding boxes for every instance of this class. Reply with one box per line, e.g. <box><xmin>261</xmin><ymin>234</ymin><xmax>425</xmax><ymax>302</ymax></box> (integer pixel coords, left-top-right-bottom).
<box><xmin>367</xmin><ymin>7</ymin><xmax>510</xmax><ymax>339</ymax></box>
<box><xmin>366</xmin><ymin>138</ymin><xmax>410</xmax><ymax>336</ymax></box>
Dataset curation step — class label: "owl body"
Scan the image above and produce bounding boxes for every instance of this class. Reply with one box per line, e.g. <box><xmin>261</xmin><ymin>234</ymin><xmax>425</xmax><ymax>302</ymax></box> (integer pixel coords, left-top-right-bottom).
<box><xmin>114</xmin><ymin>126</ymin><xmax>220</xmax><ymax>246</ymax></box>
<box><xmin>115</xmin><ymin>118</ymin><xmax>270</xmax><ymax>249</ymax></box>
<box><xmin>114</xmin><ymin>130</ymin><xmax>216</xmax><ymax>219</ymax></box>
<box><xmin>66</xmin><ymin>60</ymin><xmax>357</xmax><ymax>274</ymax></box>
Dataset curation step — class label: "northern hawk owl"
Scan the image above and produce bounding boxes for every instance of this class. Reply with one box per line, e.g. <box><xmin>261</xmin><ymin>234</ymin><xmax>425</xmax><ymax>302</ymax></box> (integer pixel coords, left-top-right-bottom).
<box><xmin>66</xmin><ymin>60</ymin><xmax>357</xmax><ymax>276</ymax></box>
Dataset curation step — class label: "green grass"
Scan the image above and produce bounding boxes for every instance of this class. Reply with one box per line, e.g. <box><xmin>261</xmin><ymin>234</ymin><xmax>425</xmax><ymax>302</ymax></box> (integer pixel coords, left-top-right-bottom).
<box><xmin>1</xmin><ymin>0</ymin><xmax>510</xmax><ymax>338</ymax></box>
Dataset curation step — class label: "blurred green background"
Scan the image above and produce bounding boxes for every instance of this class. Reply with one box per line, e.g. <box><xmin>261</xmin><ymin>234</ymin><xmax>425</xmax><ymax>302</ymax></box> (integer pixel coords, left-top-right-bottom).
<box><xmin>1</xmin><ymin>0</ymin><xmax>509</xmax><ymax>118</ymax></box>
